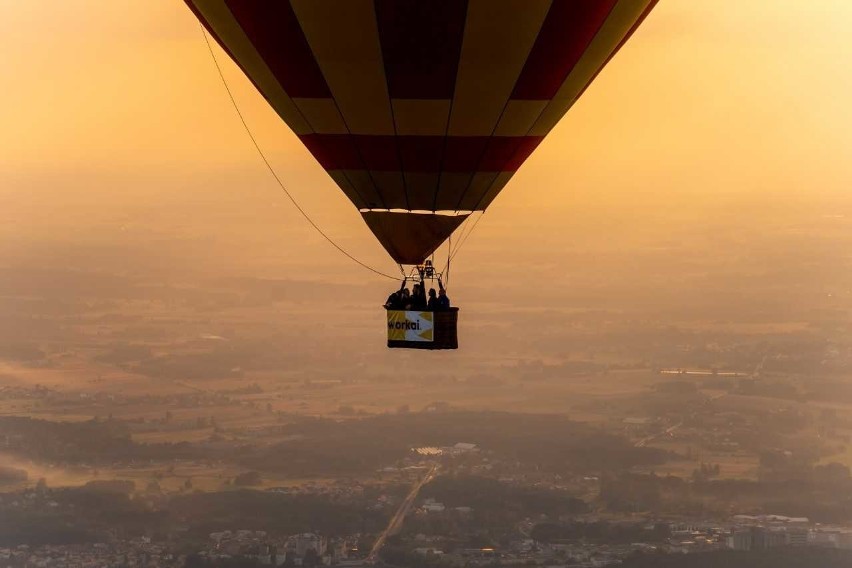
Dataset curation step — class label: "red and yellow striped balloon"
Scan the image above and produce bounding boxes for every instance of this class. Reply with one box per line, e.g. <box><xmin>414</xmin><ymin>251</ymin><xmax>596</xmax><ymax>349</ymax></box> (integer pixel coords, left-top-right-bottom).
<box><xmin>186</xmin><ymin>0</ymin><xmax>658</xmax><ymax>265</ymax></box>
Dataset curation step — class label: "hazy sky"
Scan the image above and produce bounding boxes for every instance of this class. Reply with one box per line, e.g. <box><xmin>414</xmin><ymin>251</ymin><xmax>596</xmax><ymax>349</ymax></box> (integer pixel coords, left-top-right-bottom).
<box><xmin>1</xmin><ymin>1</ymin><xmax>850</xmax><ymax>279</ymax></box>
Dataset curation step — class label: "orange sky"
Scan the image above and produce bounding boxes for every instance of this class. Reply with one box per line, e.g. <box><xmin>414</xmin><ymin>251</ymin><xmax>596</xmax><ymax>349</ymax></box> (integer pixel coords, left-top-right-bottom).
<box><xmin>1</xmin><ymin>1</ymin><xmax>850</xmax><ymax>276</ymax></box>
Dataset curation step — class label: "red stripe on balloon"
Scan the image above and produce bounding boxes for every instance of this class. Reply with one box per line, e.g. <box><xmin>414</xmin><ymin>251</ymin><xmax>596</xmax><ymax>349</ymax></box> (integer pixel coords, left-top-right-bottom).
<box><xmin>225</xmin><ymin>0</ymin><xmax>331</xmax><ymax>98</ymax></box>
<box><xmin>511</xmin><ymin>0</ymin><xmax>618</xmax><ymax>100</ymax></box>
<box><xmin>375</xmin><ymin>0</ymin><xmax>468</xmax><ymax>99</ymax></box>
<box><xmin>355</xmin><ymin>137</ymin><xmax>401</xmax><ymax>171</ymax></box>
<box><xmin>483</xmin><ymin>137</ymin><xmax>544</xmax><ymax>171</ymax></box>
<box><xmin>398</xmin><ymin>136</ymin><xmax>445</xmax><ymax>172</ymax></box>
<box><xmin>443</xmin><ymin>138</ymin><xmax>490</xmax><ymax>172</ymax></box>
<box><xmin>299</xmin><ymin>134</ymin><xmax>543</xmax><ymax>173</ymax></box>
<box><xmin>299</xmin><ymin>135</ymin><xmax>360</xmax><ymax>170</ymax></box>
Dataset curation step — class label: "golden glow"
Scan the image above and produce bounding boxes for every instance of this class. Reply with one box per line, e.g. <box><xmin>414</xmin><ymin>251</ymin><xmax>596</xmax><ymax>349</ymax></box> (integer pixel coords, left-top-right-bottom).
<box><xmin>1</xmin><ymin>1</ymin><xmax>851</xmax><ymax>266</ymax></box>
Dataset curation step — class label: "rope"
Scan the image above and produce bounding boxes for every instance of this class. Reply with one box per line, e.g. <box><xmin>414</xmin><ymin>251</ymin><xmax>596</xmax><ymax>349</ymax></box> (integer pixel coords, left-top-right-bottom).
<box><xmin>451</xmin><ymin>211</ymin><xmax>484</xmax><ymax>261</ymax></box>
<box><xmin>445</xmin><ymin>234</ymin><xmax>451</xmax><ymax>287</ymax></box>
<box><xmin>199</xmin><ymin>26</ymin><xmax>398</xmax><ymax>281</ymax></box>
<box><xmin>441</xmin><ymin>211</ymin><xmax>485</xmax><ymax>278</ymax></box>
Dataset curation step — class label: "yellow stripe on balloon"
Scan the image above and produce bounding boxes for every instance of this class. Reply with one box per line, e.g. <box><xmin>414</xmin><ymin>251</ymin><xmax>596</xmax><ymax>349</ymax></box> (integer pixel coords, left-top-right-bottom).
<box><xmin>529</xmin><ymin>0</ymin><xmax>656</xmax><ymax>137</ymax></box>
<box><xmin>494</xmin><ymin>100</ymin><xmax>549</xmax><ymax>137</ymax></box>
<box><xmin>291</xmin><ymin>98</ymin><xmax>348</xmax><ymax>135</ymax></box>
<box><xmin>291</xmin><ymin>0</ymin><xmax>395</xmax><ymax>136</ymax></box>
<box><xmin>391</xmin><ymin>99</ymin><xmax>452</xmax><ymax>136</ymax></box>
<box><xmin>448</xmin><ymin>0</ymin><xmax>552</xmax><ymax>137</ymax></box>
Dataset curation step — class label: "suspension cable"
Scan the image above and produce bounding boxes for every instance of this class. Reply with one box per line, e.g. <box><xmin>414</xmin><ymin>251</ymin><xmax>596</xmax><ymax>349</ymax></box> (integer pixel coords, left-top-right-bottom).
<box><xmin>445</xmin><ymin>234</ymin><xmax>452</xmax><ymax>288</ymax></box>
<box><xmin>439</xmin><ymin>213</ymin><xmax>471</xmax><ymax>278</ymax></box>
<box><xmin>451</xmin><ymin>213</ymin><xmax>482</xmax><ymax>260</ymax></box>
<box><xmin>442</xmin><ymin>211</ymin><xmax>485</xmax><ymax>276</ymax></box>
<box><xmin>199</xmin><ymin>26</ymin><xmax>398</xmax><ymax>281</ymax></box>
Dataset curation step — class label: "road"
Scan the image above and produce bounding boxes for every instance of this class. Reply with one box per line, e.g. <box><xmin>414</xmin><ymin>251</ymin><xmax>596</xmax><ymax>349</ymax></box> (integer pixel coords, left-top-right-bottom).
<box><xmin>635</xmin><ymin>421</ymin><xmax>683</xmax><ymax>448</ymax></box>
<box><xmin>634</xmin><ymin>391</ymin><xmax>727</xmax><ymax>448</ymax></box>
<box><xmin>366</xmin><ymin>463</ymin><xmax>439</xmax><ymax>563</ymax></box>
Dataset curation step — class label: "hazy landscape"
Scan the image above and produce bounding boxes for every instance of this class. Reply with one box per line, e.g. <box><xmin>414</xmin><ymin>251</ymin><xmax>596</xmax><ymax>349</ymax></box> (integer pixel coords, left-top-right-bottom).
<box><xmin>3</xmin><ymin>1</ymin><xmax>852</xmax><ymax>566</ymax></box>
<box><xmin>1</xmin><ymin>184</ymin><xmax>851</xmax><ymax>566</ymax></box>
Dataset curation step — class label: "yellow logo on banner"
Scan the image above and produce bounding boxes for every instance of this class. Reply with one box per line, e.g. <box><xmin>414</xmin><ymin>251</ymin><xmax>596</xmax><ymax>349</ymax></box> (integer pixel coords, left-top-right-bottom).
<box><xmin>387</xmin><ymin>311</ymin><xmax>434</xmax><ymax>342</ymax></box>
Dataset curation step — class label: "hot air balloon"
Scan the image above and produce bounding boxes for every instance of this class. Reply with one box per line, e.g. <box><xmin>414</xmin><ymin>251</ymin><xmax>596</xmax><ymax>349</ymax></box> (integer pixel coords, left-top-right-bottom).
<box><xmin>184</xmin><ymin>0</ymin><xmax>658</xmax><ymax>349</ymax></box>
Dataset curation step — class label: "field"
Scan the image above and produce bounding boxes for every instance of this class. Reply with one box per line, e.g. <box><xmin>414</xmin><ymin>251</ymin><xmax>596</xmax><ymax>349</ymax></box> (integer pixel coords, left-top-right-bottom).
<box><xmin>1</xmin><ymin>191</ymin><xmax>851</xmax><ymax>507</ymax></box>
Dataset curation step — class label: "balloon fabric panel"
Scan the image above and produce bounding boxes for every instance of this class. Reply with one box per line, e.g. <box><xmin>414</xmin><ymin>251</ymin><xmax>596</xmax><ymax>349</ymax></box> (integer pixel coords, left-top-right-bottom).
<box><xmin>185</xmin><ymin>0</ymin><xmax>658</xmax><ymax>264</ymax></box>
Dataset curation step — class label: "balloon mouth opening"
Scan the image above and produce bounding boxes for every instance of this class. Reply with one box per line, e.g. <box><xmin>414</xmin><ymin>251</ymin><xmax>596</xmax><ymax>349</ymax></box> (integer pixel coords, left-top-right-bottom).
<box><xmin>358</xmin><ymin>209</ymin><xmax>473</xmax><ymax>217</ymax></box>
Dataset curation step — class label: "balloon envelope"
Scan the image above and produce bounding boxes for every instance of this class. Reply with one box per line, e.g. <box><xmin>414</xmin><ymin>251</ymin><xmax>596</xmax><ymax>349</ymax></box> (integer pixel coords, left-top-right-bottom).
<box><xmin>186</xmin><ymin>0</ymin><xmax>658</xmax><ymax>264</ymax></box>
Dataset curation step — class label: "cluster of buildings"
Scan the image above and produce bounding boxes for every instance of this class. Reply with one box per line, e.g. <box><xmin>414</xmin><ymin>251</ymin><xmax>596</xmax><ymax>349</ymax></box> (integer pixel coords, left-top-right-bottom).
<box><xmin>5</xmin><ymin>514</ymin><xmax>852</xmax><ymax>568</ymax></box>
<box><xmin>411</xmin><ymin>540</ymin><xmax>685</xmax><ymax>567</ymax></box>
<box><xmin>199</xmin><ymin>530</ymin><xmax>363</xmax><ymax>566</ymax></box>
<box><xmin>404</xmin><ymin>515</ymin><xmax>852</xmax><ymax>567</ymax></box>
<box><xmin>0</xmin><ymin>539</ymin><xmax>179</xmax><ymax>568</ymax></box>
<box><xmin>412</xmin><ymin>442</ymin><xmax>478</xmax><ymax>457</ymax></box>
<box><xmin>418</xmin><ymin>497</ymin><xmax>472</xmax><ymax>515</ymax></box>
<box><xmin>725</xmin><ymin>515</ymin><xmax>852</xmax><ymax>550</ymax></box>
